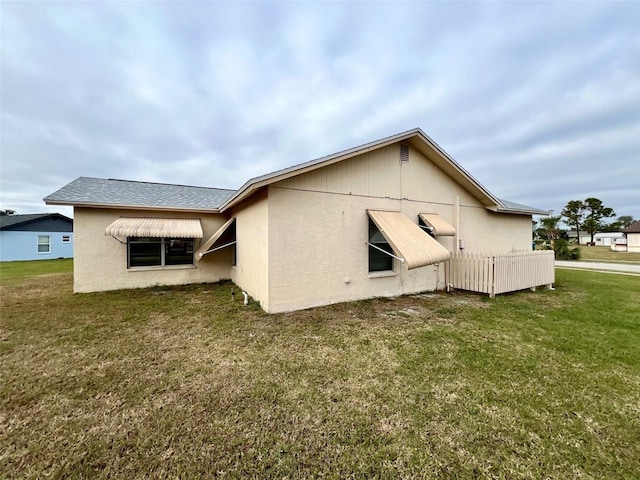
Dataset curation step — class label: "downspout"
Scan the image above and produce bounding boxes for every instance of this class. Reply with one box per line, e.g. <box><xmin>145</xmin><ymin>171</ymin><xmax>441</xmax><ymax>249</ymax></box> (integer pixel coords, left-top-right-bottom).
<box><xmin>453</xmin><ymin>195</ymin><xmax>460</xmax><ymax>253</ymax></box>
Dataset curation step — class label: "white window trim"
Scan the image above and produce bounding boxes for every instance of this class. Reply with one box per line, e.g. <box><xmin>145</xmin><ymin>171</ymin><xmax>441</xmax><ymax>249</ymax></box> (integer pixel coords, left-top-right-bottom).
<box><xmin>368</xmin><ymin>218</ymin><xmax>396</xmax><ymax>274</ymax></box>
<box><xmin>368</xmin><ymin>269</ymin><xmax>398</xmax><ymax>279</ymax></box>
<box><xmin>127</xmin><ymin>265</ymin><xmax>196</xmax><ymax>272</ymax></box>
<box><xmin>37</xmin><ymin>235</ymin><xmax>51</xmax><ymax>254</ymax></box>
<box><xmin>127</xmin><ymin>237</ymin><xmax>195</xmax><ymax>270</ymax></box>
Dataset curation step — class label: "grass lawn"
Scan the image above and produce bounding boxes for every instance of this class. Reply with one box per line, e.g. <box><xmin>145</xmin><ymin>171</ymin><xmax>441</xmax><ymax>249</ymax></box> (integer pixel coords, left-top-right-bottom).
<box><xmin>0</xmin><ymin>258</ymin><xmax>73</xmax><ymax>285</ymax></box>
<box><xmin>2</xmin><ymin>261</ymin><xmax>639</xmax><ymax>478</ymax></box>
<box><xmin>575</xmin><ymin>245</ymin><xmax>640</xmax><ymax>263</ymax></box>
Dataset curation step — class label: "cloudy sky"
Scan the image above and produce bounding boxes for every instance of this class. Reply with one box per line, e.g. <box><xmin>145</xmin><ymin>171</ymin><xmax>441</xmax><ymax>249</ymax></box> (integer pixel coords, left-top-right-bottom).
<box><xmin>2</xmin><ymin>1</ymin><xmax>638</xmax><ymax>221</ymax></box>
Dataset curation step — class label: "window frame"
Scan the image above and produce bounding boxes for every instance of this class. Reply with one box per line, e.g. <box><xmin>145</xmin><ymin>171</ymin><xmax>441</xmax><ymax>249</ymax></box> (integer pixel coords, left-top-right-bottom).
<box><xmin>127</xmin><ymin>237</ymin><xmax>195</xmax><ymax>269</ymax></box>
<box><xmin>368</xmin><ymin>218</ymin><xmax>395</xmax><ymax>274</ymax></box>
<box><xmin>37</xmin><ymin>235</ymin><xmax>51</xmax><ymax>254</ymax></box>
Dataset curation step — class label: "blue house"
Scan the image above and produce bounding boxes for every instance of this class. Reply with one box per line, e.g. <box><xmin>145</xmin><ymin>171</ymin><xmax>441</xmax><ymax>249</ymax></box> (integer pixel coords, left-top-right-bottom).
<box><xmin>0</xmin><ymin>213</ymin><xmax>73</xmax><ymax>261</ymax></box>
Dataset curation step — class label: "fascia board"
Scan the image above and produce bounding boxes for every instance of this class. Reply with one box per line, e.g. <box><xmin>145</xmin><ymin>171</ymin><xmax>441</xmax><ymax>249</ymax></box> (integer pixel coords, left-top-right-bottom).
<box><xmin>44</xmin><ymin>200</ymin><xmax>221</xmax><ymax>214</ymax></box>
<box><xmin>408</xmin><ymin>131</ymin><xmax>502</xmax><ymax>208</ymax></box>
<box><xmin>220</xmin><ymin>128</ymin><xmax>425</xmax><ymax>212</ymax></box>
<box><xmin>486</xmin><ymin>206</ymin><xmax>552</xmax><ymax>216</ymax></box>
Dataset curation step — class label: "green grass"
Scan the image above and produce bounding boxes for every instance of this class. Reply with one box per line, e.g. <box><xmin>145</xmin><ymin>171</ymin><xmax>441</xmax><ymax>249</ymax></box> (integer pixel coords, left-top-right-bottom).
<box><xmin>2</xmin><ymin>262</ymin><xmax>639</xmax><ymax>478</ymax></box>
<box><xmin>0</xmin><ymin>258</ymin><xmax>73</xmax><ymax>284</ymax></box>
<box><xmin>576</xmin><ymin>245</ymin><xmax>640</xmax><ymax>263</ymax></box>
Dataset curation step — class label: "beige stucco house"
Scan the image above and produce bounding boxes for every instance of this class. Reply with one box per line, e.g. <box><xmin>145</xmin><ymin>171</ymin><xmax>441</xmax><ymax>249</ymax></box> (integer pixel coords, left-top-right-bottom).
<box><xmin>45</xmin><ymin>128</ymin><xmax>549</xmax><ymax>312</ymax></box>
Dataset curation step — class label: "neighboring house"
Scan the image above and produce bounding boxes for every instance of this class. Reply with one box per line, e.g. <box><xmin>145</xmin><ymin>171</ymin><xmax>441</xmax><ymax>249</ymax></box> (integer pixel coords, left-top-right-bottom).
<box><xmin>622</xmin><ymin>221</ymin><xmax>640</xmax><ymax>253</ymax></box>
<box><xmin>566</xmin><ymin>231</ymin><xmax>583</xmax><ymax>243</ymax></box>
<box><xmin>579</xmin><ymin>232</ymin><xmax>625</xmax><ymax>246</ymax></box>
<box><xmin>45</xmin><ymin>128</ymin><xmax>549</xmax><ymax>313</ymax></box>
<box><xmin>0</xmin><ymin>213</ymin><xmax>73</xmax><ymax>261</ymax></box>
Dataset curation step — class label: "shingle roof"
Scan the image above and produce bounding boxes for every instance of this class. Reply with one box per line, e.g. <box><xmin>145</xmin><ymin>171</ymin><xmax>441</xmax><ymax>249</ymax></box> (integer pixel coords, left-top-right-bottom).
<box><xmin>44</xmin><ymin>129</ymin><xmax>549</xmax><ymax>217</ymax></box>
<box><xmin>0</xmin><ymin>213</ymin><xmax>71</xmax><ymax>230</ymax></box>
<box><xmin>44</xmin><ymin>177</ymin><xmax>236</xmax><ymax>212</ymax></box>
<box><xmin>496</xmin><ymin>199</ymin><xmax>551</xmax><ymax>216</ymax></box>
<box><xmin>623</xmin><ymin>220</ymin><xmax>640</xmax><ymax>233</ymax></box>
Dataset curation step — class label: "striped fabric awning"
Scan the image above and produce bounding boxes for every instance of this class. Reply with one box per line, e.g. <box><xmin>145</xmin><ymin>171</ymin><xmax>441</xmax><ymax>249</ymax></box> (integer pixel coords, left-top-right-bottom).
<box><xmin>418</xmin><ymin>213</ymin><xmax>456</xmax><ymax>237</ymax></box>
<box><xmin>105</xmin><ymin>217</ymin><xmax>203</xmax><ymax>238</ymax></box>
<box><xmin>368</xmin><ymin>210</ymin><xmax>451</xmax><ymax>269</ymax></box>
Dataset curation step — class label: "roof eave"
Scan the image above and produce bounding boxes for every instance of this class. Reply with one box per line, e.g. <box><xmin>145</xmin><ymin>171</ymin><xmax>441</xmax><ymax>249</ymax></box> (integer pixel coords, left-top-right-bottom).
<box><xmin>486</xmin><ymin>205</ymin><xmax>551</xmax><ymax>216</ymax></box>
<box><xmin>220</xmin><ymin>127</ymin><xmax>504</xmax><ymax>212</ymax></box>
<box><xmin>408</xmin><ymin>130</ymin><xmax>501</xmax><ymax>208</ymax></box>
<box><xmin>44</xmin><ymin>199</ymin><xmax>222</xmax><ymax>214</ymax></box>
<box><xmin>221</xmin><ymin>129</ymin><xmax>423</xmax><ymax>212</ymax></box>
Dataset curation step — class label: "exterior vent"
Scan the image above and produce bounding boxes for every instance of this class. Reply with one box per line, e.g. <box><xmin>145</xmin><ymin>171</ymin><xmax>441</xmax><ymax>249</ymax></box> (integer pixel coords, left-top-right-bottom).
<box><xmin>400</xmin><ymin>144</ymin><xmax>409</xmax><ymax>162</ymax></box>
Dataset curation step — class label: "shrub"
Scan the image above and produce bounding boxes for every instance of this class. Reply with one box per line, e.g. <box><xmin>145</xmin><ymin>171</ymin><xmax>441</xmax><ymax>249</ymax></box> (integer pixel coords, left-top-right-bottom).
<box><xmin>554</xmin><ymin>238</ymin><xmax>581</xmax><ymax>260</ymax></box>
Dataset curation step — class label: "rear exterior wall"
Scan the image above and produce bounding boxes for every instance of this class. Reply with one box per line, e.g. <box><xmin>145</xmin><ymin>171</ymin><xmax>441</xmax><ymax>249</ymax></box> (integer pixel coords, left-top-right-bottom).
<box><xmin>265</xmin><ymin>142</ymin><xmax>533</xmax><ymax>312</ymax></box>
<box><xmin>73</xmin><ymin>207</ymin><xmax>231</xmax><ymax>293</ymax></box>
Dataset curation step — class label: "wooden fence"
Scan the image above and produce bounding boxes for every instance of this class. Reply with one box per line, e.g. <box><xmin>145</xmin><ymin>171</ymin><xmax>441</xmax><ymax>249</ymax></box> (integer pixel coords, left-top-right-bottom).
<box><xmin>445</xmin><ymin>251</ymin><xmax>555</xmax><ymax>297</ymax></box>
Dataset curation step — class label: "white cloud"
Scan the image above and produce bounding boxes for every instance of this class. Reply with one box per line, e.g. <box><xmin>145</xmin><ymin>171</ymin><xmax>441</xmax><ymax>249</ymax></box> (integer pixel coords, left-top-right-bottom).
<box><xmin>1</xmin><ymin>1</ymin><xmax>638</xmax><ymax>218</ymax></box>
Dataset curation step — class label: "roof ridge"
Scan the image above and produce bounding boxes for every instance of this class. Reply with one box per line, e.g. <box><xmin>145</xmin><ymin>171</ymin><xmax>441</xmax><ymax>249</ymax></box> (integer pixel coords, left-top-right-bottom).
<box><xmin>100</xmin><ymin>177</ymin><xmax>236</xmax><ymax>192</ymax></box>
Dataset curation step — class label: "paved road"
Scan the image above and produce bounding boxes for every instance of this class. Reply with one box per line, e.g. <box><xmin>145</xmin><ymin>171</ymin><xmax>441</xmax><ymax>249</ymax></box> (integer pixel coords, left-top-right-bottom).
<box><xmin>555</xmin><ymin>261</ymin><xmax>640</xmax><ymax>275</ymax></box>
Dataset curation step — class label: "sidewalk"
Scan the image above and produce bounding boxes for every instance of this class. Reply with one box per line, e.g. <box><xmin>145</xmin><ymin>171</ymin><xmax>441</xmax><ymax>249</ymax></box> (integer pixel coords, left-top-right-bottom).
<box><xmin>555</xmin><ymin>261</ymin><xmax>640</xmax><ymax>275</ymax></box>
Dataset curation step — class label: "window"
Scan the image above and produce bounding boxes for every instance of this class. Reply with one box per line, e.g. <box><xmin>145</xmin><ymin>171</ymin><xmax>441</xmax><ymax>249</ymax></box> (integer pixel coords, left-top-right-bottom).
<box><xmin>418</xmin><ymin>217</ymin><xmax>435</xmax><ymax>238</ymax></box>
<box><xmin>165</xmin><ymin>239</ymin><xmax>194</xmax><ymax>265</ymax></box>
<box><xmin>368</xmin><ymin>218</ymin><xmax>394</xmax><ymax>272</ymax></box>
<box><xmin>37</xmin><ymin>235</ymin><xmax>51</xmax><ymax>254</ymax></box>
<box><xmin>128</xmin><ymin>237</ymin><xmax>194</xmax><ymax>268</ymax></box>
<box><xmin>62</xmin><ymin>236</ymin><xmax>71</xmax><ymax>243</ymax></box>
<box><xmin>195</xmin><ymin>217</ymin><xmax>236</xmax><ymax>265</ymax></box>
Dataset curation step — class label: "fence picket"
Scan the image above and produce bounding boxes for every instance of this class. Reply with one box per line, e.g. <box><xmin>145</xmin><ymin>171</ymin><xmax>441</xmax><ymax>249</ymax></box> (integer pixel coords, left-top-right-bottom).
<box><xmin>446</xmin><ymin>251</ymin><xmax>554</xmax><ymax>297</ymax></box>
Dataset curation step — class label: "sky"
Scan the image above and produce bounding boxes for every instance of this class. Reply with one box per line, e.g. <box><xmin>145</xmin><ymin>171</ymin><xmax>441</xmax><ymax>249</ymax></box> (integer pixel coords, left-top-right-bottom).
<box><xmin>1</xmin><ymin>1</ymin><xmax>639</xmax><ymax>222</ymax></box>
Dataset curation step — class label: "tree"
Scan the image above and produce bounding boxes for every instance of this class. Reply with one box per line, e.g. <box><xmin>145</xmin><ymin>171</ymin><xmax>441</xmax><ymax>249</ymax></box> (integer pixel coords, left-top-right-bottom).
<box><xmin>583</xmin><ymin>197</ymin><xmax>615</xmax><ymax>244</ymax></box>
<box><xmin>618</xmin><ymin>216</ymin><xmax>635</xmax><ymax>228</ymax></box>
<box><xmin>0</xmin><ymin>209</ymin><xmax>16</xmax><ymax>216</ymax></box>
<box><xmin>539</xmin><ymin>215</ymin><xmax>562</xmax><ymax>248</ymax></box>
<box><xmin>561</xmin><ymin>200</ymin><xmax>586</xmax><ymax>244</ymax></box>
<box><xmin>601</xmin><ymin>215</ymin><xmax>635</xmax><ymax>232</ymax></box>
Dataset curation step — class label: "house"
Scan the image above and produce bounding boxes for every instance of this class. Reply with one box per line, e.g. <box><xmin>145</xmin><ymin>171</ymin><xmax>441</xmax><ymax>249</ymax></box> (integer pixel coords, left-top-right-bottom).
<box><xmin>44</xmin><ymin>128</ymin><xmax>549</xmax><ymax>313</ymax></box>
<box><xmin>0</xmin><ymin>213</ymin><xmax>73</xmax><ymax>261</ymax></box>
<box><xmin>579</xmin><ymin>232</ymin><xmax>625</xmax><ymax>246</ymax></box>
<box><xmin>622</xmin><ymin>221</ymin><xmax>640</xmax><ymax>253</ymax></box>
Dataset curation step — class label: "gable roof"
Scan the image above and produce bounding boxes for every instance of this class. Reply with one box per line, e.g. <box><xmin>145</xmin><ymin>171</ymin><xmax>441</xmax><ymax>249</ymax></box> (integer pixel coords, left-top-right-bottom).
<box><xmin>218</xmin><ymin>128</ymin><xmax>548</xmax><ymax>215</ymax></box>
<box><xmin>623</xmin><ymin>220</ymin><xmax>640</xmax><ymax>233</ymax></box>
<box><xmin>0</xmin><ymin>213</ymin><xmax>73</xmax><ymax>230</ymax></box>
<box><xmin>44</xmin><ymin>128</ymin><xmax>548</xmax><ymax>216</ymax></box>
<box><xmin>44</xmin><ymin>177</ymin><xmax>236</xmax><ymax>212</ymax></box>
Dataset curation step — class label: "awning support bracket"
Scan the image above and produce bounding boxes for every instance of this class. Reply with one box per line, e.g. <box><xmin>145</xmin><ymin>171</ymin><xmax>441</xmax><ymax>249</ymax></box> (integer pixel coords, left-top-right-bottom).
<box><xmin>110</xmin><ymin>235</ymin><xmax>126</xmax><ymax>245</ymax></box>
<box><xmin>366</xmin><ymin>242</ymin><xmax>405</xmax><ymax>264</ymax></box>
<box><xmin>199</xmin><ymin>241</ymin><xmax>237</xmax><ymax>258</ymax></box>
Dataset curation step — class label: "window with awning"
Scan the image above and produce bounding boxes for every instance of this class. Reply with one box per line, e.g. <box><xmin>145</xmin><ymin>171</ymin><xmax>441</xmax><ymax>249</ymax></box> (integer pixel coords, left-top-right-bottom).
<box><xmin>195</xmin><ymin>217</ymin><xmax>236</xmax><ymax>262</ymax></box>
<box><xmin>367</xmin><ymin>210</ymin><xmax>451</xmax><ymax>269</ymax></box>
<box><xmin>418</xmin><ymin>213</ymin><xmax>456</xmax><ymax>237</ymax></box>
<box><xmin>105</xmin><ymin>218</ymin><xmax>203</xmax><ymax>269</ymax></box>
<box><xmin>105</xmin><ymin>217</ymin><xmax>203</xmax><ymax>239</ymax></box>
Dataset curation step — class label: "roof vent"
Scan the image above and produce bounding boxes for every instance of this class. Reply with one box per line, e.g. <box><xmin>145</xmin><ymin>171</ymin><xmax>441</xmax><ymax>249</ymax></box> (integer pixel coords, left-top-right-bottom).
<box><xmin>400</xmin><ymin>144</ymin><xmax>409</xmax><ymax>162</ymax></box>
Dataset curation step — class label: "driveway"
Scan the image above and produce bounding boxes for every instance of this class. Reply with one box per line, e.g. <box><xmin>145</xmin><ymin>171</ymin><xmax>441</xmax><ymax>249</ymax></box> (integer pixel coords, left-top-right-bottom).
<box><xmin>555</xmin><ymin>261</ymin><xmax>640</xmax><ymax>275</ymax></box>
